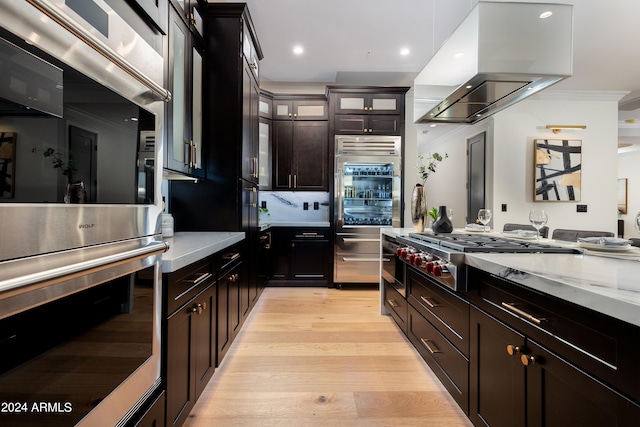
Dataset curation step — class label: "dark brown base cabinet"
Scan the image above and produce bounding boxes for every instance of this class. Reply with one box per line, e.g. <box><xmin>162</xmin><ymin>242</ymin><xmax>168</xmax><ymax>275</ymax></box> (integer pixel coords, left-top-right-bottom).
<box><xmin>269</xmin><ymin>227</ymin><xmax>330</xmax><ymax>286</ymax></box>
<box><xmin>384</xmin><ymin>261</ymin><xmax>640</xmax><ymax>427</ymax></box>
<box><xmin>164</xmin><ymin>258</ymin><xmax>216</xmax><ymax>427</ymax></box>
<box><xmin>405</xmin><ymin>268</ymin><xmax>469</xmax><ymax>414</ymax></box>
<box><xmin>467</xmin><ymin>267</ymin><xmax>640</xmax><ymax>427</ymax></box>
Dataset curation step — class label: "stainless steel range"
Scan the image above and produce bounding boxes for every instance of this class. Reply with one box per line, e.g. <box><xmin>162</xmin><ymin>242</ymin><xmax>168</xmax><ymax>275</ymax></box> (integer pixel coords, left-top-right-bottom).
<box><xmin>396</xmin><ymin>232</ymin><xmax>580</xmax><ymax>291</ymax></box>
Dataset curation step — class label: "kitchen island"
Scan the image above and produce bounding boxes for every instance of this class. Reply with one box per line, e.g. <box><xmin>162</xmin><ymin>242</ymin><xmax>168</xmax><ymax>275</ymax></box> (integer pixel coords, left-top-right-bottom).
<box><xmin>380</xmin><ymin>227</ymin><xmax>640</xmax><ymax>426</ymax></box>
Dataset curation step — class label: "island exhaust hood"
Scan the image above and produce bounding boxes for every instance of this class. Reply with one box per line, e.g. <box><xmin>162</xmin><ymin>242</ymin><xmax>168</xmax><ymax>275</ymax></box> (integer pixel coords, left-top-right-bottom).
<box><xmin>414</xmin><ymin>2</ymin><xmax>573</xmax><ymax>124</ymax></box>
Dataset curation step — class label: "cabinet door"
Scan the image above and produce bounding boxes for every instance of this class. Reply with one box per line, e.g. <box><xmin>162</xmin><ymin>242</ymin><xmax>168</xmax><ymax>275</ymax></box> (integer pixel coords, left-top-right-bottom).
<box><xmin>469</xmin><ymin>307</ymin><xmax>526</xmax><ymax>427</ymax></box>
<box><xmin>242</xmin><ymin>64</ymin><xmax>259</xmax><ymax>183</ymax></box>
<box><xmin>166</xmin><ymin>302</ymin><xmax>195</xmax><ymax>427</ymax></box>
<box><xmin>292</xmin><ymin>100</ymin><xmax>328</xmax><ymax>120</ymax></box>
<box><xmin>290</xmin><ymin>239</ymin><xmax>329</xmax><ymax>280</ymax></box>
<box><xmin>258</xmin><ymin>118</ymin><xmax>271</xmax><ymax>189</ymax></box>
<box><xmin>194</xmin><ymin>284</ymin><xmax>216</xmax><ymax>400</ymax></box>
<box><xmin>293</xmin><ymin>121</ymin><xmax>328</xmax><ymax>190</ymax></box>
<box><xmin>190</xmin><ymin>44</ymin><xmax>204</xmax><ymax>177</ymax></box>
<box><xmin>272</xmin><ymin>120</ymin><xmax>294</xmax><ymax>189</ymax></box>
<box><xmin>334</xmin><ymin>93</ymin><xmax>403</xmax><ymax>115</ymax></box>
<box><xmin>368</xmin><ymin>93</ymin><xmax>403</xmax><ymax>114</ymax></box>
<box><xmin>167</xmin><ymin>10</ymin><xmax>190</xmax><ymax>174</ymax></box>
<box><xmin>216</xmin><ymin>273</ymin><xmax>230</xmax><ymax>366</ymax></box>
<box><xmin>525</xmin><ymin>339</ymin><xmax>640</xmax><ymax>427</ymax></box>
<box><xmin>334</xmin><ymin>115</ymin><xmax>367</xmax><ymax>134</ymax></box>
<box><xmin>270</xmin><ymin>228</ymin><xmax>291</xmax><ymax>280</ymax></box>
<box><xmin>368</xmin><ymin>115</ymin><xmax>401</xmax><ymax>135</ymax></box>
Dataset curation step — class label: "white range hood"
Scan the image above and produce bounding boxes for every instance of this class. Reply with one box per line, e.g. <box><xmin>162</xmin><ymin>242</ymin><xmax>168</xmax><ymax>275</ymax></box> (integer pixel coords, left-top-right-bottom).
<box><xmin>414</xmin><ymin>1</ymin><xmax>573</xmax><ymax>124</ymax></box>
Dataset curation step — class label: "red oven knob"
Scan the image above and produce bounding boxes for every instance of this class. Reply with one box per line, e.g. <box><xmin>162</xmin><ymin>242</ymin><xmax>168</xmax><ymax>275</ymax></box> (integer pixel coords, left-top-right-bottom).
<box><xmin>413</xmin><ymin>255</ymin><xmax>423</xmax><ymax>267</ymax></box>
<box><xmin>400</xmin><ymin>248</ymin><xmax>407</xmax><ymax>258</ymax></box>
<box><xmin>433</xmin><ymin>264</ymin><xmax>443</xmax><ymax>276</ymax></box>
<box><xmin>396</xmin><ymin>247</ymin><xmax>402</xmax><ymax>256</ymax></box>
<box><xmin>408</xmin><ymin>253</ymin><xmax>416</xmax><ymax>263</ymax></box>
<box><xmin>425</xmin><ymin>261</ymin><xmax>434</xmax><ymax>273</ymax></box>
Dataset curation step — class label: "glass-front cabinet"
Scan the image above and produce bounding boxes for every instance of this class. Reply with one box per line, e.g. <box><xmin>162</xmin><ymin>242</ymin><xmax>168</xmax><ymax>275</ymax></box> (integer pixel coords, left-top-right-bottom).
<box><xmin>335</xmin><ymin>93</ymin><xmax>403</xmax><ymax>115</ymax></box>
<box><xmin>342</xmin><ymin>163</ymin><xmax>394</xmax><ymax>226</ymax></box>
<box><xmin>167</xmin><ymin>7</ymin><xmax>203</xmax><ymax>177</ymax></box>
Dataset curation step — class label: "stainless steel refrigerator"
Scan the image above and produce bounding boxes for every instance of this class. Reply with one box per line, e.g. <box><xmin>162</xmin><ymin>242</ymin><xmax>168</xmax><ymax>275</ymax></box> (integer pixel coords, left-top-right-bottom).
<box><xmin>334</xmin><ymin>135</ymin><xmax>402</xmax><ymax>284</ymax></box>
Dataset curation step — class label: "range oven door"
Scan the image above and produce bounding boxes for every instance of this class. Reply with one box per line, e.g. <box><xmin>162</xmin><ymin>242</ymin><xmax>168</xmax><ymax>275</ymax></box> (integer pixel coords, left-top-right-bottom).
<box><xmin>381</xmin><ymin>235</ymin><xmax>406</xmax><ymax>297</ymax></box>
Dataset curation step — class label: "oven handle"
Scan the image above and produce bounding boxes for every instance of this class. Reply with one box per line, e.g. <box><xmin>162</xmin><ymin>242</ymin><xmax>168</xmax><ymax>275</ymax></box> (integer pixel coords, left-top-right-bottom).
<box><xmin>0</xmin><ymin>240</ymin><xmax>169</xmax><ymax>293</ymax></box>
<box><xmin>342</xmin><ymin>257</ymin><xmax>380</xmax><ymax>262</ymax></box>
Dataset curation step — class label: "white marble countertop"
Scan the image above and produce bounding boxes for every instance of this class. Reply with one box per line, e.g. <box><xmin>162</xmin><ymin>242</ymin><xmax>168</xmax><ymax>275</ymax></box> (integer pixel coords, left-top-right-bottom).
<box><xmin>380</xmin><ymin>227</ymin><xmax>640</xmax><ymax>328</ymax></box>
<box><xmin>161</xmin><ymin>231</ymin><xmax>245</xmax><ymax>273</ymax></box>
<box><xmin>465</xmin><ymin>253</ymin><xmax>640</xmax><ymax>327</ymax></box>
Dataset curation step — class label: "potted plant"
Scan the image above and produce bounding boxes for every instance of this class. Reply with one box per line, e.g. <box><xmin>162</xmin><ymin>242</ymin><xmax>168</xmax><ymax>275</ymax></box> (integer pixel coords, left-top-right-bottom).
<box><xmin>411</xmin><ymin>153</ymin><xmax>448</xmax><ymax>231</ymax></box>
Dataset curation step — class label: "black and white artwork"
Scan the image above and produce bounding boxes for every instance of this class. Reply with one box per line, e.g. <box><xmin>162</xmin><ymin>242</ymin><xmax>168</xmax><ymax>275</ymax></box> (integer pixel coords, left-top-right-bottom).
<box><xmin>534</xmin><ymin>139</ymin><xmax>581</xmax><ymax>202</ymax></box>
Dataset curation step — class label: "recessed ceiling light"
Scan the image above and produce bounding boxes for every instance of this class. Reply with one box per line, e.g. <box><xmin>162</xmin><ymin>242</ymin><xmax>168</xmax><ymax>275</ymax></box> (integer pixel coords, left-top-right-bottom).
<box><xmin>454</xmin><ymin>52</ymin><xmax>465</xmax><ymax>59</ymax></box>
<box><xmin>400</xmin><ymin>48</ymin><xmax>410</xmax><ymax>56</ymax></box>
<box><xmin>430</xmin><ymin>124</ymin><xmax>437</xmax><ymax>127</ymax></box>
<box><xmin>539</xmin><ymin>11</ymin><xmax>553</xmax><ymax>19</ymax></box>
<box><xmin>293</xmin><ymin>45</ymin><xmax>304</xmax><ymax>55</ymax></box>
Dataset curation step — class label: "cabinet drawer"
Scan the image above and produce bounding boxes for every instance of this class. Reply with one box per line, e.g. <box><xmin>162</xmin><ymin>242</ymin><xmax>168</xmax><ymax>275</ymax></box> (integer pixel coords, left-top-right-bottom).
<box><xmin>408</xmin><ymin>267</ymin><xmax>469</xmax><ymax>356</ymax></box>
<box><xmin>165</xmin><ymin>257</ymin><xmax>214</xmax><ymax>316</ymax></box>
<box><xmin>469</xmin><ymin>267</ymin><xmax>640</xmax><ymax>403</ymax></box>
<box><xmin>384</xmin><ymin>280</ymin><xmax>407</xmax><ymax>334</ymax></box>
<box><xmin>407</xmin><ymin>305</ymin><xmax>469</xmax><ymax>413</ymax></box>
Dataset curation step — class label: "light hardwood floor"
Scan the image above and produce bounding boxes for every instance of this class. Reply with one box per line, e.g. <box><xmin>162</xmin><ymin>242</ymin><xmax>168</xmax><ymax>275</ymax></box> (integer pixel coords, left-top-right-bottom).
<box><xmin>185</xmin><ymin>287</ymin><xmax>473</xmax><ymax>427</ymax></box>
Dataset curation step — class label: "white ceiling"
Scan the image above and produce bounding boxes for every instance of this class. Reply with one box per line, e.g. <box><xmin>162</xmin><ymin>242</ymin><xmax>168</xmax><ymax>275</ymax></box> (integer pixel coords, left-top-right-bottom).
<box><xmin>226</xmin><ymin>0</ymin><xmax>640</xmax><ymax>143</ymax></box>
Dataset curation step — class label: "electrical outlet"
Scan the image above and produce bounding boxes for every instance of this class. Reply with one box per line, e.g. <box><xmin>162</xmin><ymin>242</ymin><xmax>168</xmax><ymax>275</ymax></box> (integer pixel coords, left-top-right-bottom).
<box><xmin>577</xmin><ymin>204</ymin><xmax>587</xmax><ymax>213</ymax></box>
<box><xmin>313</xmin><ymin>202</ymin><xmax>319</xmax><ymax>210</ymax></box>
<box><xmin>501</xmin><ymin>203</ymin><xmax>507</xmax><ymax>212</ymax></box>
<box><xmin>261</xmin><ymin>201</ymin><xmax>266</xmax><ymax>209</ymax></box>
<box><xmin>303</xmin><ymin>202</ymin><xmax>309</xmax><ymax>210</ymax></box>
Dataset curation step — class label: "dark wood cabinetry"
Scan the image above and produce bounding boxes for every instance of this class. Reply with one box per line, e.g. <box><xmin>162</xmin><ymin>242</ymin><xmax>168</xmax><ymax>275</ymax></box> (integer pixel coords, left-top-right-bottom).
<box><xmin>328</xmin><ymin>88</ymin><xmax>407</xmax><ymax>136</ymax></box>
<box><xmin>273</xmin><ymin>120</ymin><xmax>329</xmax><ymax>190</ymax></box>
<box><xmin>270</xmin><ymin>95</ymin><xmax>329</xmax><ymax>191</ymax></box>
<box><xmin>468</xmin><ymin>266</ymin><xmax>640</xmax><ymax>427</ymax></box>
<box><xmin>216</xmin><ymin>245</ymin><xmax>243</xmax><ymax>365</ymax></box>
<box><xmin>270</xmin><ymin>227</ymin><xmax>330</xmax><ymax>286</ymax></box>
<box><xmin>383</xmin><ymin>280</ymin><xmax>407</xmax><ymax>334</ymax></box>
<box><xmin>163</xmin><ymin>257</ymin><xmax>216</xmax><ymax>427</ymax></box>
<box><xmin>405</xmin><ymin>267</ymin><xmax>469</xmax><ymax>414</ymax></box>
<box><xmin>166</xmin><ymin>5</ymin><xmax>204</xmax><ymax>177</ymax></box>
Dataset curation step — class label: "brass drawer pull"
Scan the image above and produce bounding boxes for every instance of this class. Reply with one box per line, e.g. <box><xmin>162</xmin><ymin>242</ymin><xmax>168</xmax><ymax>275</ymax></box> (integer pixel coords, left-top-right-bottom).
<box><xmin>420</xmin><ymin>338</ymin><xmax>441</xmax><ymax>354</ymax></box>
<box><xmin>501</xmin><ymin>302</ymin><xmax>546</xmax><ymax>325</ymax></box>
<box><xmin>420</xmin><ymin>296</ymin><xmax>441</xmax><ymax>308</ymax></box>
<box><xmin>387</xmin><ymin>299</ymin><xmax>399</xmax><ymax>308</ymax></box>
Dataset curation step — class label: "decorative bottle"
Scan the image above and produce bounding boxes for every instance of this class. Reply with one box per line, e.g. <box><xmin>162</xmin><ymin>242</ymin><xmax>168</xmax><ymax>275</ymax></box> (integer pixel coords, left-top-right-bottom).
<box><xmin>432</xmin><ymin>205</ymin><xmax>453</xmax><ymax>233</ymax></box>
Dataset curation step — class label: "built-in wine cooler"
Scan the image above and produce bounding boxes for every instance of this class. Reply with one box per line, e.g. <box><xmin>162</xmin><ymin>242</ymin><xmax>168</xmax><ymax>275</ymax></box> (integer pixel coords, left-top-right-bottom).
<box><xmin>334</xmin><ymin>135</ymin><xmax>402</xmax><ymax>284</ymax></box>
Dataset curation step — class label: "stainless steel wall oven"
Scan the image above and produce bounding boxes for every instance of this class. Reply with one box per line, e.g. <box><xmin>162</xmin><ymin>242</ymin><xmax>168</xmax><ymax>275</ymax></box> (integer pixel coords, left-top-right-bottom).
<box><xmin>0</xmin><ymin>1</ymin><xmax>169</xmax><ymax>425</ymax></box>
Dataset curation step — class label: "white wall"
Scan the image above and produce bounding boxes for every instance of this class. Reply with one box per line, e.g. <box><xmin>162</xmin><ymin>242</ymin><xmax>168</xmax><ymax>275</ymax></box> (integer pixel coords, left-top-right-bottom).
<box><xmin>414</xmin><ymin>92</ymin><xmax>622</xmax><ymax>234</ymax></box>
<box><xmin>618</xmin><ymin>149</ymin><xmax>640</xmax><ymax>238</ymax></box>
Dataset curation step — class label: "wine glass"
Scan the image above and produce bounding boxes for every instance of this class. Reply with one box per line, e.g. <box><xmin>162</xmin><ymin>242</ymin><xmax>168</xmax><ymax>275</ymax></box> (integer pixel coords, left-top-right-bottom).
<box><xmin>477</xmin><ymin>209</ymin><xmax>492</xmax><ymax>233</ymax></box>
<box><xmin>529</xmin><ymin>209</ymin><xmax>549</xmax><ymax>240</ymax></box>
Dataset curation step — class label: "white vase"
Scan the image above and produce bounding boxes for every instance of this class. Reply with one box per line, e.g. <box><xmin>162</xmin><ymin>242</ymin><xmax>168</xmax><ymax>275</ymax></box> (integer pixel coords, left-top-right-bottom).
<box><xmin>411</xmin><ymin>183</ymin><xmax>427</xmax><ymax>232</ymax></box>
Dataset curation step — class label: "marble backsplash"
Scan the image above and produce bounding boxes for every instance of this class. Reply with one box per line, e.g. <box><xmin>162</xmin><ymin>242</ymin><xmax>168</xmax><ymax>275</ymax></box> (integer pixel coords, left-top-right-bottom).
<box><xmin>259</xmin><ymin>191</ymin><xmax>330</xmax><ymax>224</ymax></box>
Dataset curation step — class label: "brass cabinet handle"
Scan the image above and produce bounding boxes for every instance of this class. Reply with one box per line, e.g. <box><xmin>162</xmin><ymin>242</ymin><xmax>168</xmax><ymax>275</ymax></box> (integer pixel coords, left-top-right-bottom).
<box><xmin>501</xmin><ymin>302</ymin><xmax>545</xmax><ymax>325</ymax></box>
<box><xmin>506</xmin><ymin>344</ymin><xmax>524</xmax><ymax>356</ymax></box>
<box><xmin>228</xmin><ymin>273</ymin><xmax>239</xmax><ymax>282</ymax></box>
<box><xmin>288</xmin><ymin>174</ymin><xmax>292</xmax><ymax>188</ymax></box>
<box><xmin>294</xmin><ymin>174</ymin><xmax>297</xmax><ymax>188</ymax></box>
<box><xmin>521</xmin><ymin>354</ymin><xmax>538</xmax><ymax>366</ymax></box>
<box><xmin>420</xmin><ymin>296</ymin><xmax>440</xmax><ymax>308</ymax></box>
<box><xmin>387</xmin><ymin>299</ymin><xmax>399</xmax><ymax>308</ymax></box>
<box><xmin>420</xmin><ymin>338</ymin><xmax>441</xmax><ymax>354</ymax></box>
<box><xmin>190</xmin><ymin>302</ymin><xmax>206</xmax><ymax>315</ymax></box>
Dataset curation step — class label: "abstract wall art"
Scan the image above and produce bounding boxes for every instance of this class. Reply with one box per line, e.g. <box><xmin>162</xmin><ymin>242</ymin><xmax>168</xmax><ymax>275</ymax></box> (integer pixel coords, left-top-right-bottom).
<box><xmin>534</xmin><ymin>138</ymin><xmax>581</xmax><ymax>202</ymax></box>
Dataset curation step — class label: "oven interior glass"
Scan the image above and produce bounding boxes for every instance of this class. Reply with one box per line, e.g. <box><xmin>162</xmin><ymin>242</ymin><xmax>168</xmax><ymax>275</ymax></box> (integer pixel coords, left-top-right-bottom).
<box><xmin>0</xmin><ymin>28</ymin><xmax>156</xmax><ymax>205</ymax></box>
<box><xmin>0</xmin><ymin>266</ymin><xmax>155</xmax><ymax>426</ymax></box>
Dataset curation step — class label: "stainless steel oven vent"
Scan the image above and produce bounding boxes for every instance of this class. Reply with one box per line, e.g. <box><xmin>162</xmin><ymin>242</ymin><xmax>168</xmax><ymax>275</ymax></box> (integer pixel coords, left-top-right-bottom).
<box><xmin>336</xmin><ymin>135</ymin><xmax>401</xmax><ymax>156</ymax></box>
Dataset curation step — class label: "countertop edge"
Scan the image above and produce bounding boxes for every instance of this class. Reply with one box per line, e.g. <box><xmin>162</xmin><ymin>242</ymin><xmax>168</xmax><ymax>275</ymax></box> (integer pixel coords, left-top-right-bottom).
<box><xmin>161</xmin><ymin>232</ymin><xmax>245</xmax><ymax>273</ymax></box>
<box><xmin>465</xmin><ymin>253</ymin><xmax>640</xmax><ymax>328</ymax></box>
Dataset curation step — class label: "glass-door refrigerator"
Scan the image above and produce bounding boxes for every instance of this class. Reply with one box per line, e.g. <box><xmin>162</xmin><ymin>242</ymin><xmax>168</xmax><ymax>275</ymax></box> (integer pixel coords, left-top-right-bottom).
<box><xmin>334</xmin><ymin>135</ymin><xmax>401</xmax><ymax>284</ymax></box>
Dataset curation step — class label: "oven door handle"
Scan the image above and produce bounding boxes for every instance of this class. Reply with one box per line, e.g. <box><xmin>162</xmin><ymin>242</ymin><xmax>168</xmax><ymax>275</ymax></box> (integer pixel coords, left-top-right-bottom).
<box><xmin>0</xmin><ymin>240</ymin><xmax>169</xmax><ymax>293</ymax></box>
<box><xmin>342</xmin><ymin>257</ymin><xmax>380</xmax><ymax>262</ymax></box>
